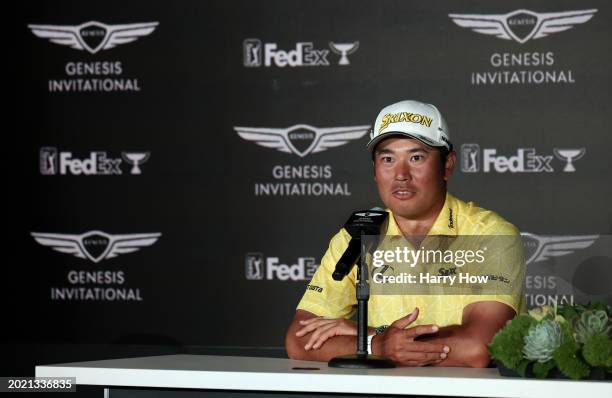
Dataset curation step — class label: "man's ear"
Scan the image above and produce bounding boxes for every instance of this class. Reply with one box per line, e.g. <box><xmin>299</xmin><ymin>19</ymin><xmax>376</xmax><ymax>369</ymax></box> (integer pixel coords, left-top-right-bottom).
<box><xmin>444</xmin><ymin>151</ymin><xmax>456</xmax><ymax>181</ymax></box>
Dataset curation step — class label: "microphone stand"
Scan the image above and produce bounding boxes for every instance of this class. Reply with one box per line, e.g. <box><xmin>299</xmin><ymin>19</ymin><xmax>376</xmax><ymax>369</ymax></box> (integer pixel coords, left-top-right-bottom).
<box><xmin>328</xmin><ymin>235</ymin><xmax>395</xmax><ymax>368</ymax></box>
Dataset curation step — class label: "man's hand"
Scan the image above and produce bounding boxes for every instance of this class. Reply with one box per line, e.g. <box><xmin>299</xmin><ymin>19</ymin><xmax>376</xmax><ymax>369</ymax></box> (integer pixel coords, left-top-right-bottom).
<box><xmin>285</xmin><ymin>310</ymin><xmax>358</xmax><ymax>361</ymax></box>
<box><xmin>416</xmin><ymin>301</ymin><xmax>516</xmax><ymax>367</ymax></box>
<box><xmin>296</xmin><ymin>317</ymin><xmax>357</xmax><ymax>350</ymax></box>
<box><xmin>286</xmin><ymin>302</ymin><xmax>515</xmax><ymax>367</ymax></box>
<box><xmin>292</xmin><ymin>308</ymin><xmax>449</xmax><ymax>366</ymax></box>
<box><xmin>371</xmin><ymin>308</ymin><xmax>450</xmax><ymax>366</ymax></box>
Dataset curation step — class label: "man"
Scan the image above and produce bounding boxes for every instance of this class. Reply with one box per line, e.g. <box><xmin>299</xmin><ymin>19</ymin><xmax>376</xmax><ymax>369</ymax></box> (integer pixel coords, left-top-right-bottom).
<box><xmin>285</xmin><ymin>100</ymin><xmax>525</xmax><ymax>367</ymax></box>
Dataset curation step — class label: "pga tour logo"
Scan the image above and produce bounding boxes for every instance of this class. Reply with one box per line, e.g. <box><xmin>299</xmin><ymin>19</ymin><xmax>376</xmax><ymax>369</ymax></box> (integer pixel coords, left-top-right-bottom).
<box><xmin>245</xmin><ymin>253</ymin><xmax>319</xmax><ymax>281</ymax></box>
<box><xmin>461</xmin><ymin>144</ymin><xmax>585</xmax><ymax>173</ymax></box>
<box><xmin>40</xmin><ymin>147</ymin><xmax>150</xmax><ymax>175</ymax></box>
<box><xmin>243</xmin><ymin>39</ymin><xmax>359</xmax><ymax>67</ymax></box>
<box><xmin>448</xmin><ymin>9</ymin><xmax>597</xmax><ymax>44</ymax></box>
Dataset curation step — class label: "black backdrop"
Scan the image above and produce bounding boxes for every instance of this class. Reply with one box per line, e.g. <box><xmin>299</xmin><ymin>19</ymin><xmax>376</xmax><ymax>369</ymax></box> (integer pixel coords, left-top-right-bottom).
<box><xmin>7</xmin><ymin>0</ymin><xmax>612</xmax><ymax>378</ymax></box>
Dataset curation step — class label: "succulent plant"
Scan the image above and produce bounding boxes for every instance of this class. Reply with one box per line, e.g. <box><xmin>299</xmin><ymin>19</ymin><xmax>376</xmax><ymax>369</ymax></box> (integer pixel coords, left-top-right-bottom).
<box><xmin>523</xmin><ymin>320</ymin><xmax>563</xmax><ymax>363</ymax></box>
<box><xmin>574</xmin><ymin>310</ymin><xmax>612</xmax><ymax>344</ymax></box>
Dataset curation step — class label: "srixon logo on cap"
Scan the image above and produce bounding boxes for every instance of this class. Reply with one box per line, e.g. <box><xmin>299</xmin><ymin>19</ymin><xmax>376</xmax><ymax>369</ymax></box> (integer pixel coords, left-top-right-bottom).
<box><xmin>379</xmin><ymin>112</ymin><xmax>433</xmax><ymax>132</ymax></box>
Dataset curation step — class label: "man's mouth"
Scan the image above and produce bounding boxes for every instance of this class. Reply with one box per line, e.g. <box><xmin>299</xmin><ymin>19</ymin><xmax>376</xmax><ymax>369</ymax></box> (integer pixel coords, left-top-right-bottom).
<box><xmin>392</xmin><ymin>189</ymin><xmax>416</xmax><ymax>199</ymax></box>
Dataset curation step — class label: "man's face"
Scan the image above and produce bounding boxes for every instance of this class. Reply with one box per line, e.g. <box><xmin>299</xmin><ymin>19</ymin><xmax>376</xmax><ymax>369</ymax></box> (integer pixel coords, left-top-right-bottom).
<box><xmin>373</xmin><ymin>136</ymin><xmax>455</xmax><ymax>221</ymax></box>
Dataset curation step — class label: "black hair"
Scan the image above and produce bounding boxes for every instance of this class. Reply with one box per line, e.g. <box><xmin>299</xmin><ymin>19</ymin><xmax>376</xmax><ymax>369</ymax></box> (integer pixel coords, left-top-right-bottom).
<box><xmin>438</xmin><ymin>145</ymin><xmax>453</xmax><ymax>175</ymax></box>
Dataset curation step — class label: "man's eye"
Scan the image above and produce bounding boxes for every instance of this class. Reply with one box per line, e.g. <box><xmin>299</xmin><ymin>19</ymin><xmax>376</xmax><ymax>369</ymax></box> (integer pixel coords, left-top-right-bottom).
<box><xmin>411</xmin><ymin>155</ymin><xmax>424</xmax><ymax>162</ymax></box>
<box><xmin>381</xmin><ymin>156</ymin><xmax>393</xmax><ymax>163</ymax></box>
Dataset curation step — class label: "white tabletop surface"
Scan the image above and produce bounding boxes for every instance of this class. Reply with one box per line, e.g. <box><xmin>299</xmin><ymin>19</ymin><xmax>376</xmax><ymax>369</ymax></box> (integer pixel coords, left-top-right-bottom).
<box><xmin>35</xmin><ymin>354</ymin><xmax>611</xmax><ymax>398</ymax></box>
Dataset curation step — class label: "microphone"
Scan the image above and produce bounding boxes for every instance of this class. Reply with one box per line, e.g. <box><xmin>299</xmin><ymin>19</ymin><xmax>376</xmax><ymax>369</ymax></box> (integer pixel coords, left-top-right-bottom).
<box><xmin>332</xmin><ymin>238</ymin><xmax>361</xmax><ymax>281</ymax></box>
<box><xmin>332</xmin><ymin>209</ymin><xmax>388</xmax><ymax>281</ymax></box>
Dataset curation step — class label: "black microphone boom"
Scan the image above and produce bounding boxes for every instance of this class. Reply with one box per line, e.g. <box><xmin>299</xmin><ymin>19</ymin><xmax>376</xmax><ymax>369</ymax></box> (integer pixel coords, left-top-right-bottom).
<box><xmin>332</xmin><ymin>238</ymin><xmax>361</xmax><ymax>281</ymax></box>
<box><xmin>328</xmin><ymin>208</ymin><xmax>394</xmax><ymax>368</ymax></box>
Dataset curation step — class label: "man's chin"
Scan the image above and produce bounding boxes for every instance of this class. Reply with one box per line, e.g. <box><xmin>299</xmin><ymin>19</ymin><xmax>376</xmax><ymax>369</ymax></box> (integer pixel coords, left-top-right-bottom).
<box><xmin>387</xmin><ymin>203</ymin><xmax>423</xmax><ymax>221</ymax></box>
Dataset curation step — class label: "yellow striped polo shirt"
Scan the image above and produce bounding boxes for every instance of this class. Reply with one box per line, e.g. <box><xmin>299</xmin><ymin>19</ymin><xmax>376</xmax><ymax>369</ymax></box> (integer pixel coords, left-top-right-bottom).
<box><xmin>296</xmin><ymin>193</ymin><xmax>526</xmax><ymax>327</ymax></box>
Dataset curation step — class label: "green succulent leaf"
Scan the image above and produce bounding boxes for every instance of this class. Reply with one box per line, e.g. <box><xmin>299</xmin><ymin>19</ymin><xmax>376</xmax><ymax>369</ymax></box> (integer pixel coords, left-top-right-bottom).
<box><xmin>558</xmin><ymin>304</ymin><xmax>579</xmax><ymax>323</ymax></box>
<box><xmin>523</xmin><ymin>320</ymin><xmax>563</xmax><ymax>363</ymax></box>
<box><xmin>588</xmin><ymin>302</ymin><xmax>612</xmax><ymax>315</ymax></box>
<box><xmin>582</xmin><ymin>333</ymin><xmax>612</xmax><ymax>368</ymax></box>
<box><xmin>554</xmin><ymin>341</ymin><xmax>590</xmax><ymax>380</ymax></box>
<box><xmin>494</xmin><ymin>303</ymin><xmax>612</xmax><ymax>379</ymax></box>
<box><xmin>574</xmin><ymin>310</ymin><xmax>611</xmax><ymax>344</ymax></box>
<box><xmin>532</xmin><ymin>360</ymin><xmax>556</xmax><ymax>379</ymax></box>
<box><xmin>489</xmin><ymin>315</ymin><xmax>536</xmax><ymax>369</ymax></box>
<box><xmin>516</xmin><ymin>359</ymin><xmax>530</xmax><ymax>377</ymax></box>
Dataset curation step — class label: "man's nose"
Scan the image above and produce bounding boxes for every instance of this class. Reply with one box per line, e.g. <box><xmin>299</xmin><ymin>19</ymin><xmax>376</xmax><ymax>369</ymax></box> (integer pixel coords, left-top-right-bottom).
<box><xmin>394</xmin><ymin>159</ymin><xmax>412</xmax><ymax>181</ymax></box>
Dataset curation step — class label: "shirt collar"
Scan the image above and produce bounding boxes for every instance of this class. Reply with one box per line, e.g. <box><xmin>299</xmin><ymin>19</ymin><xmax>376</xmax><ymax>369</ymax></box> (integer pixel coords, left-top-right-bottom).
<box><xmin>385</xmin><ymin>192</ymin><xmax>458</xmax><ymax>237</ymax></box>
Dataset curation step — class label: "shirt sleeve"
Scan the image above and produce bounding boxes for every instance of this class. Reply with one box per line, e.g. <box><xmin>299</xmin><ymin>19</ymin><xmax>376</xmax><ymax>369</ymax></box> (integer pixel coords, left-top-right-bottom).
<box><xmin>296</xmin><ymin>228</ymin><xmax>358</xmax><ymax>319</ymax></box>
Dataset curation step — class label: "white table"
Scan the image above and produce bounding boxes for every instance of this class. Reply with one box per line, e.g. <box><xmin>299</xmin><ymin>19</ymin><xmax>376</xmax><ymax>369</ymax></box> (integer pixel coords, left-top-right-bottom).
<box><xmin>35</xmin><ymin>354</ymin><xmax>611</xmax><ymax>398</ymax></box>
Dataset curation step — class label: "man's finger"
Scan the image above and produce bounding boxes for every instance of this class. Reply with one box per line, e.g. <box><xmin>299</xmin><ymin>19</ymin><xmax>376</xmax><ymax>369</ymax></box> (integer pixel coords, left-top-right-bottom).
<box><xmin>304</xmin><ymin>323</ymin><xmax>337</xmax><ymax>350</ymax></box>
<box><xmin>295</xmin><ymin>319</ymin><xmax>335</xmax><ymax>337</ymax></box>
<box><xmin>311</xmin><ymin>325</ymin><xmax>342</xmax><ymax>349</ymax></box>
<box><xmin>298</xmin><ymin>316</ymin><xmax>325</xmax><ymax>325</ymax></box>
<box><xmin>404</xmin><ymin>341</ymin><xmax>450</xmax><ymax>354</ymax></box>
<box><xmin>418</xmin><ymin>353</ymin><xmax>447</xmax><ymax>366</ymax></box>
<box><xmin>390</xmin><ymin>307</ymin><xmax>419</xmax><ymax>329</ymax></box>
<box><xmin>296</xmin><ymin>319</ymin><xmax>330</xmax><ymax>336</ymax></box>
<box><xmin>396</xmin><ymin>351</ymin><xmax>447</xmax><ymax>366</ymax></box>
<box><xmin>404</xmin><ymin>324</ymin><xmax>439</xmax><ymax>338</ymax></box>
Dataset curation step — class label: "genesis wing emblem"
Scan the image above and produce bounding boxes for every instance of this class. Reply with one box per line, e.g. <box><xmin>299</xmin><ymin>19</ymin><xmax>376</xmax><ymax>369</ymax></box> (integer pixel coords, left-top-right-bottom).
<box><xmin>449</xmin><ymin>9</ymin><xmax>597</xmax><ymax>44</ymax></box>
<box><xmin>521</xmin><ymin>233</ymin><xmax>599</xmax><ymax>265</ymax></box>
<box><xmin>31</xmin><ymin>230</ymin><xmax>161</xmax><ymax>263</ymax></box>
<box><xmin>28</xmin><ymin>21</ymin><xmax>159</xmax><ymax>53</ymax></box>
<box><xmin>234</xmin><ymin>124</ymin><xmax>370</xmax><ymax>157</ymax></box>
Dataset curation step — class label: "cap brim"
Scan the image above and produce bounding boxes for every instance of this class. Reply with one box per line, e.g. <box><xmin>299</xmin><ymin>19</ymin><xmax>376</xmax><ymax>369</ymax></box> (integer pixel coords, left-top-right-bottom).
<box><xmin>367</xmin><ymin>131</ymin><xmax>446</xmax><ymax>151</ymax></box>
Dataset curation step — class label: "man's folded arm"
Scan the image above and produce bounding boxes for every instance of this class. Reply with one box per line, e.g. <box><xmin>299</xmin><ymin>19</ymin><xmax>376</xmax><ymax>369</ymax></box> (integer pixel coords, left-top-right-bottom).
<box><xmin>414</xmin><ymin>300</ymin><xmax>515</xmax><ymax>368</ymax></box>
<box><xmin>285</xmin><ymin>309</ymin><xmax>357</xmax><ymax>361</ymax></box>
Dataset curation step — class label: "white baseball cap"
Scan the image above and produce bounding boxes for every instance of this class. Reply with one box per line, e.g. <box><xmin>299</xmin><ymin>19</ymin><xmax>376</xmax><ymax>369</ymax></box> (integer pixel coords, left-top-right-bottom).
<box><xmin>367</xmin><ymin>100</ymin><xmax>452</xmax><ymax>151</ymax></box>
